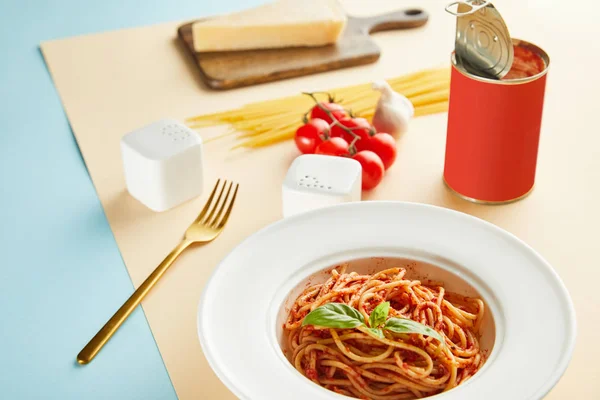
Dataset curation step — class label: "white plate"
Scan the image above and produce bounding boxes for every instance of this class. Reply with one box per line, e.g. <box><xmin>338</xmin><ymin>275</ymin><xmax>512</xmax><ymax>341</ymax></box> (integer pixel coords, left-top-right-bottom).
<box><xmin>198</xmin><ymin>202</ymin><xmax>576</xmax><ymax>400</ymax></box>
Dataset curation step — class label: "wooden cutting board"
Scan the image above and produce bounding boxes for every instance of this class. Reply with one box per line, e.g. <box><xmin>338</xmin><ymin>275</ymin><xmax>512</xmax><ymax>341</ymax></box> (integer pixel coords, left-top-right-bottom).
<box><xmin>177</xmin><ymin>8</ymin><xmax>428</xmax><ymax>90</ymax></box>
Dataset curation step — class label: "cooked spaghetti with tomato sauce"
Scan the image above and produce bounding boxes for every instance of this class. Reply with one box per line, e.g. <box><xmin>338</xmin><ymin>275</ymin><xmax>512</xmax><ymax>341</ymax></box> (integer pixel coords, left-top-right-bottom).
<box><xmin>284</xmin><ymin>265</ymin><xmax>486</xmax><ymax>399</ymax></box>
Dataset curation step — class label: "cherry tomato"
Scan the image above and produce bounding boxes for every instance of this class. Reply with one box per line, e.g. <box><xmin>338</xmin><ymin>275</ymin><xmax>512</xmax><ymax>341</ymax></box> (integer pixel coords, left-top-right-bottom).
<box><xmin>367</xmin><ymin>133</ymin><xmax>397</xmax><ymax>170</ymax></box>
<box><xmin>315</xmin><ymin>137</ymin><xmax>349</xmax><ymax>157</ymax></box>
<box><xmin>353</xmin><ymin>150</ymin><xmax>385</xmax><ymax>190</ymax></box>
<box><xmin>294</xmin><ymin>118</ymin><xmax>329</xmax><ymax>154</ymax></box>
<box><xmin>310</xmin><ymin>102</ymin><xmax>346</xmax><ymax>124</ymax></box>
<box><xmin>331</xmin><ymin>117</ymin><xmax>373</xmax><ymax>151</ymax></box>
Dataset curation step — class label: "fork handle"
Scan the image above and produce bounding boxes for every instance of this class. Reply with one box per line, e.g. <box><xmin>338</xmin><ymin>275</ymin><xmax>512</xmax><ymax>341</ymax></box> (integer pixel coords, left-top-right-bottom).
<box><xmin>77</xmin><ymin>240</ymin><xmax>192</xmax><ymax>364</ymax></box>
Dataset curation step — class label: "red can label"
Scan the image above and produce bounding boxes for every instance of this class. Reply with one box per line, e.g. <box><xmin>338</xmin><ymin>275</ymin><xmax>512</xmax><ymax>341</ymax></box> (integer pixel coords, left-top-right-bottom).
<box><xmin>444</xmin><ymin>39</ymin><xmax>549</xmax><ymax>203</ymax></box>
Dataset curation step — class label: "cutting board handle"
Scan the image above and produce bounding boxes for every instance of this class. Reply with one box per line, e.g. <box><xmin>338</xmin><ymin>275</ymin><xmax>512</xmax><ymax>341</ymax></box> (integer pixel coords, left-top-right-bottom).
<box><xmin>355</xmin><ymin>8</ymin><xmax>429</xmax><ymax>34</ymax></box>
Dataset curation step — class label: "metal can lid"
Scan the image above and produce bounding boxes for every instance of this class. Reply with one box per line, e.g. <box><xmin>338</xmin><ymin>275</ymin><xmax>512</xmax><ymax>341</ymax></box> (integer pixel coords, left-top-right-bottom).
<box><xmin>446</xmin><ymin>1</ymin><xmax>513</xmax><ymax>79</ymax></box>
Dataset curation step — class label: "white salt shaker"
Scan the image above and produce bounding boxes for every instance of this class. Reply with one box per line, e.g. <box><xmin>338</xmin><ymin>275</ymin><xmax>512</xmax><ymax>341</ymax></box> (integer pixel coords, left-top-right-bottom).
<box><xmin>121</xmin><ymin>119</ymin><xmax>204</xmax><ymax>212</ymax></box>
<box><xmin>282</xmin><ymin>154</ymin><xmax>361</xmax><ymax>217</ymax></box>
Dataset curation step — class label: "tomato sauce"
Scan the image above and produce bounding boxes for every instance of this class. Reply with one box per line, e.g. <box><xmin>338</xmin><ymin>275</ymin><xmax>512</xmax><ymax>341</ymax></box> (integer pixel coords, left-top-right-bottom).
<box><xmin>305</xmin><ymin>368</ymin><xmax>318</xmax><ymax>380</ymax></box>
<box><xmin>503</xmin><ymin>45</ymin><xmax>546</xmax><ymax>80</ymax></box>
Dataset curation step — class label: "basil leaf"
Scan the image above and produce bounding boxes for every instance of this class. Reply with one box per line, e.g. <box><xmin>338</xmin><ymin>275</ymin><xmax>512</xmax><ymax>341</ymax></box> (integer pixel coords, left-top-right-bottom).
<box><xmin>384</xmin><ymin>317</ymin><xmax>445</xmax><ymax>344</ymax></box>
<box><xmin>369</xmin><ymin>301</ymin><xmax>390</xmax><ymax>328</ymax></box>
<box><xmin>365</xmin><ymin>327</ymin><xmax>384</xmax><ymax>339</ymax></box>
<box><xmin>302</xmin><ymin>303</ymin><xmax>366</xmax><ymax>329</ymax></box>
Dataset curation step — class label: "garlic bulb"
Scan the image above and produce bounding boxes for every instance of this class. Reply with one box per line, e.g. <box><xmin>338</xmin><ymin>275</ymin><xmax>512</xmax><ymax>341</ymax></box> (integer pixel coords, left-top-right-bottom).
<box><xmin>372</xmin><ymin>80</ymin><xmax>414</xmax><ymax>137</ymax></box>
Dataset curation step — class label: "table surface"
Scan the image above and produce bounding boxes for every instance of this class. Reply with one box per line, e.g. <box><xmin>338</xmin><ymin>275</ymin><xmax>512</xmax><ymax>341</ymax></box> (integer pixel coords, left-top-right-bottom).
<box><xmin>0</xmin><ymin>0</ymin><xmax>260</xmax><ymax>398</ymax></box>
<box><xmin>3</xmin><ymin>0</ymin><xmax>600</xmax><ymax>399</ymax></box>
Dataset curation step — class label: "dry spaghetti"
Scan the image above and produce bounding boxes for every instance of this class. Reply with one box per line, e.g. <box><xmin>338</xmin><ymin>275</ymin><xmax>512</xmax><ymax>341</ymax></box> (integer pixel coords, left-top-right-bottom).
<box><xmin>284</xmin><ymin>265</ymin><xmax>485</xmax><ymax>399</ymax></box>
<box><xmin>187</xmin><ymin>67</ymin><xmax>449</xmax><ymax>148</ymax></box>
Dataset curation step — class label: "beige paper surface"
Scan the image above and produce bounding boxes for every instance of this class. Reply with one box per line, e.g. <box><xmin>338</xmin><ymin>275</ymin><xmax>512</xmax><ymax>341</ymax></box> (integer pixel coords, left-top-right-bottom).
<box><xmin>42</xmin><ymin>1</ymin><xmax>600</xmax><ymax>398</ymax></box>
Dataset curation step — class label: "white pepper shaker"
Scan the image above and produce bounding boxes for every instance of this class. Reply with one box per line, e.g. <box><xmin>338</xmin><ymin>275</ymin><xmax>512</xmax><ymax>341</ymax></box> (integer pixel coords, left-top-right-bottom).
<box><xmin>121</xmin><ymin>119</ymin><xmax>204</xmax><ymax>212</ymax></box>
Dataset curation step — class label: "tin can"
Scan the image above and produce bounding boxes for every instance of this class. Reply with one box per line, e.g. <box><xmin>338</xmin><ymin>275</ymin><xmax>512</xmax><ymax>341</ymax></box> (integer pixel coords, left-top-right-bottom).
<box><xmin>443</xmin><ymin>1</ymin><xmax>550</xmax><ymax>203</ymax></box>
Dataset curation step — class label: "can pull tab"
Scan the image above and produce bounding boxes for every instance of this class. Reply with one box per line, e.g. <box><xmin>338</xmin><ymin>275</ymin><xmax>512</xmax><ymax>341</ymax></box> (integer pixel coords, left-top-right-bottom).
<box><xmin>445</xmin><ymin>1</ymin><xmax>489</xmax><ymax>16</ymax></box>
<box><xmin>446</xmin><ymin>0</ymin><xmax>513</xmax><ymax>79</ymax></box>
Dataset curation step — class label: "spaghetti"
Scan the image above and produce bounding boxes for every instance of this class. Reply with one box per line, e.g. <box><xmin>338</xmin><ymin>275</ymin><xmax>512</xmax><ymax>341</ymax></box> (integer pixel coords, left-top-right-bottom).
<box><xmin>187</xmin><ymin>67</ymin><xmax>449</xmax><ymax>148</ymax></box>
<box><xmin>284</xmin><ymin>265</ymin><xmax>485</xmax><ymax>399</ymax></box>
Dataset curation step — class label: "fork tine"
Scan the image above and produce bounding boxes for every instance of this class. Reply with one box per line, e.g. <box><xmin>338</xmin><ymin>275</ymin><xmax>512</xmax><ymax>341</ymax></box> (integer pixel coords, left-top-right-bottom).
<box><xmin>194</xmin><ymin>179</ymin><xmax>221</xmax><ymax>224</ymax></box>
<box><xmin>209</xmin><ymin>181</ymin><xmax>233</xmax><ymax>227</ymax></box>
<box><xmin>202</xmin><ymin>180</ymin><xmax>228</xmax><ymax>224</ymax></box>
<box><xmin>216</xmin><ymin>183</ymin><xmax>239</xmax><ymax>229</ymax></box>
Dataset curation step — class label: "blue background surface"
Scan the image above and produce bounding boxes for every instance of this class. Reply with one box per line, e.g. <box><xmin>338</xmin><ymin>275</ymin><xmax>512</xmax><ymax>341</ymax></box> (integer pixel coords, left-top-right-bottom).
<box><xmin>0</xmin><ymin>1</ymin><xmax>261</xmax><ymax>398</ymax></box>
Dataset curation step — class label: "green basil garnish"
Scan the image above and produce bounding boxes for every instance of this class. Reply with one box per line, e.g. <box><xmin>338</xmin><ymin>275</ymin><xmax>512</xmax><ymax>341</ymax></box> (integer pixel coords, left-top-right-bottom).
<box><xmin>302</xmin><ymin>303</ymin><xmax>365</xmax><ymax>328</ymax></box>
<box><xmin>369</xmin><ymin>301</ymin><xmax>390</xmax><ymax>328</ymax></box>
<box><xmin>302</xmin><ymin>302</ymin><xmax>444</xmax><ymax>345</ymax></box>
<box><xmin>365</xmin><ymin>327</ymin><xmax>384</xmax><ymax>338</ymax></box>
<box><xmin>384</xmin><ymin>317</ymin><xmax>445</xmax><ymax>343</ymax></box>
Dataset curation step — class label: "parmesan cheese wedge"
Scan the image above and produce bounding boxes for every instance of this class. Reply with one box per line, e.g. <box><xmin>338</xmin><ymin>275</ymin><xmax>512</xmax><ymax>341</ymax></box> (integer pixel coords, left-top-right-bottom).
<box><xmin>191</xmin><ymin>0</ymin><xmax>347</xmax><ymax>52</ymax></box>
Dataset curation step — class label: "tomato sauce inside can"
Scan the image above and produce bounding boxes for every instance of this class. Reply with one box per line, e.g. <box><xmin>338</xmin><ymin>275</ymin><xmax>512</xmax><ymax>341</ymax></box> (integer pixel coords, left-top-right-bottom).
<box><xmin>503</xmin><ymin>45</ymin><xmax>546</xmax><ymax>80</ymax></box>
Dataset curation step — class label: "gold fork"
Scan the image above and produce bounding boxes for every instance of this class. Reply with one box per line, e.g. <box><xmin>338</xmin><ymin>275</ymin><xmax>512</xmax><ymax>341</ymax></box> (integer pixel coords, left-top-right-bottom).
<box><xmin>77</xmin><ymin>179</ymin><xmax>239</xmax><ymax>365</ymax></box>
